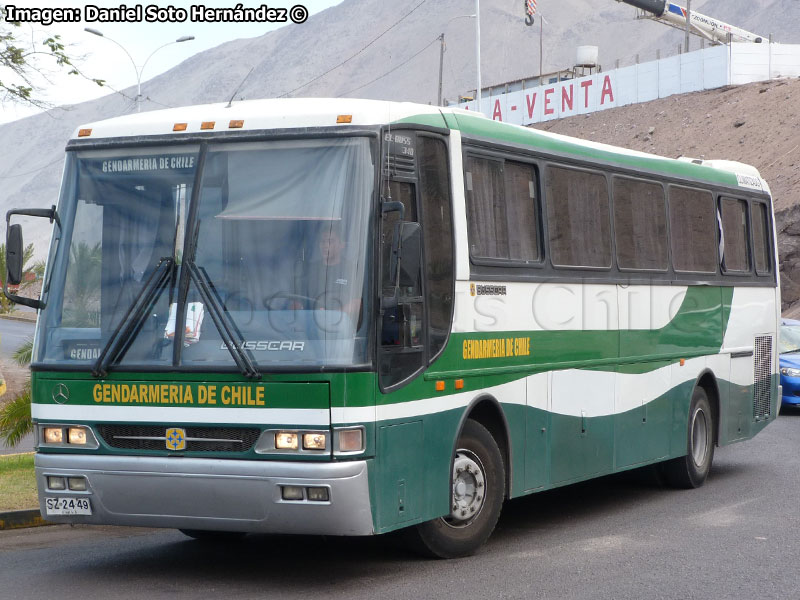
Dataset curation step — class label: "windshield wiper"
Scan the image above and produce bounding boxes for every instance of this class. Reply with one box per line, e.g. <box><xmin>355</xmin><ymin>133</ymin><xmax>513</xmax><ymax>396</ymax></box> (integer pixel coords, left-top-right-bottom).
<box><xmin>186</xmin><ymin>261</ymin><xmax>261</xmax><ymax>379</ymax></box>
<box><xmin>92</xmin><ymin>257</ymin><xmax>174</xmax><ymax>378</ymax></box>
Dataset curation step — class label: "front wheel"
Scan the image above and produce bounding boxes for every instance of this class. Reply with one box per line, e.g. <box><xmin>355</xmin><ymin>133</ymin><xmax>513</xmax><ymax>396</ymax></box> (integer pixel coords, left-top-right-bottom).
<box><xmin>408</xmin><ymin>419</ymin><xmax>505</xmax><ymax>558</ymax></box>
<box><xmin>661</xmin><ymin>386</ymin><xmax>716</xmax><ymax>489</ymax></box>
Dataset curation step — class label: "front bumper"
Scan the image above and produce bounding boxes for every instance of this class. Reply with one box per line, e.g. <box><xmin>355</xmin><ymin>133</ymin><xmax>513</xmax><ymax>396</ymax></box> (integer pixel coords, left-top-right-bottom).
<box><xmin>36</xmin><ymin>453</ymin><xmax>374</xmax><ymax>536</ymax></box>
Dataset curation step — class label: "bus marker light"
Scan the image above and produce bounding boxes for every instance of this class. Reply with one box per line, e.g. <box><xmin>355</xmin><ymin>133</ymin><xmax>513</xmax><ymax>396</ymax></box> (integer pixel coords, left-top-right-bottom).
<box><xmin>337</xmin><ymin>429</ymin><xmax>363</xmax><ymax>453</ymax></box>
<box><xmin>336</xmin><ymin>115</ymin><xmax>352</xmax><ymax>123</ymax></box>
<box><xmin>68</xmin><ymin>427</ymin><xmax>87</xmax><ymax>445</ymax></box>
<box><xmin>455</xmin><ymin>379</ymin><xmax>464</xmax><ymax>390</ymax></box>
<box><xmin>200</xmin><ymin>121</ymin><xmax>215</xmax><ymax>130</ymax></box>
<box><xmin>173</xmin><ymin>123</ymin><xmax>188</xmax><ymax>132</ymax></box>
<box><xmin>78</xmin><ymin>129</ymin><xmax>92</xmax><ymax>137</ymax></box>
<box><xmin>281</xmin><ymin>486</ymin><xmax>304</xmax><ymax>501</ymax></box>
<box><xmin>307</xmin><ymin>487</ymin><xmax>329</xmax><ymax>502</ymax></box>
<box><xmin>436</xmin><ymin>381</ymin><xmax>445</xmax><ymax>392</ymax></box>
<box><xmin>303</xmin><ymin>433</ymin><xmax>327</xmax><ymax>450</ymax></box>
<box><xmin>680</xmin><ymin>359</ymin><xmax>686</xmax><ymax>366</ymax></box>
<box><xmin>44</xmin><ymin>427</ymin><xmax>63</xmax><ymax>444</ymax></box>
<box><xmin>68</xmin><ymin>477</ymin><xmax>87</xmax><ymax>491</ymax></box>
<box><xmin>229</xmin><ymin>120</ymin><xmax>244</xmax><ymax>128</ymax></box>
<box><xmin>47</xmin><ymin>476</ymin><xmax>66</xmax><ymax>490</ymax></box>
<box><xmin>275</xmin><ymin>432</ymin><xmax>299</xmax><ymax>450</ymax></box>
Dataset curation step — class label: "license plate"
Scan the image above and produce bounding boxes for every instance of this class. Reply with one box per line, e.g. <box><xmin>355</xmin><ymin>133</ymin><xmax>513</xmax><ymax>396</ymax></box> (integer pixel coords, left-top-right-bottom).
<box><xmin>45</xmin><ymin>497</ymin><xmax>92</xmax><ymax>515</ymax></box>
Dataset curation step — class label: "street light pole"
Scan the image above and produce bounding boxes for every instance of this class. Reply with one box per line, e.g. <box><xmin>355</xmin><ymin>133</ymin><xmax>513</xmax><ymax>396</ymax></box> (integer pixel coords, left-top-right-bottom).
<box><xmin>475</xmin><ymin>0</ymin><xmax>481</xmax><ymax>113</ymax></box>
<box><xmin>84</xmin><ymin>28</ymin><xmax>194</xmax><ymax>112</ymax></box>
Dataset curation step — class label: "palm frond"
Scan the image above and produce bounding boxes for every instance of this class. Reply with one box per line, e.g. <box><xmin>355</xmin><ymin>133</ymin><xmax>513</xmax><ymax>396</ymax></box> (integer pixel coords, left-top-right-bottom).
<box><xmin>0</xmin><ymin>382</ymin><xmax>32</xmax><ymax>448</ymax></box>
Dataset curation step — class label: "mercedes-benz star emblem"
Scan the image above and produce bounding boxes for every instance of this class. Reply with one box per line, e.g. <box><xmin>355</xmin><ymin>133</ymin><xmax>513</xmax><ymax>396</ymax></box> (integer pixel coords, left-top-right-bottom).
<box><xmin>52</xmin><ymin>383</ymin><xmax>70</xmax><ymax>404</ymax></box>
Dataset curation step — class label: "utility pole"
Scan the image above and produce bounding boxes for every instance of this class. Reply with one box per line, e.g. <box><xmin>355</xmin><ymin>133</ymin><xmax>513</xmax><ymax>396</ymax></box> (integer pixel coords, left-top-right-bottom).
<box><xmin>684</xmin><ymin>0</ymin><xmax>692</xmax><ymax>53</ymax></box>
<box><xmin>539</xmin><ymin>15</ymin><xmax>544</xmax><ymax>87</ymax></box>
<box><xmin>437</xmin><ymin>33</ymin><xmax>445</xmax><ymax>106</ymax></box>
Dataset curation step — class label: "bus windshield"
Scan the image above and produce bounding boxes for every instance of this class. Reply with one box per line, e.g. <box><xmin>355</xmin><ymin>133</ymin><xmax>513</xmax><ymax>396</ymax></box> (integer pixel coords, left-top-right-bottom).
<box><xmin>35</xmin><ymin>137</ymin><xmax>375</xmax><ymax>371</ymax></box>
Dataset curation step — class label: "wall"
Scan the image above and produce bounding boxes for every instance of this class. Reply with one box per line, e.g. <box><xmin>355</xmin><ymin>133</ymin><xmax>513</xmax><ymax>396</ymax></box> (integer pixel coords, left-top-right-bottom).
<box><xmin>454</xmin><ymin>43</ymin><xmax>800</xmax><ymax>126</ymax></box>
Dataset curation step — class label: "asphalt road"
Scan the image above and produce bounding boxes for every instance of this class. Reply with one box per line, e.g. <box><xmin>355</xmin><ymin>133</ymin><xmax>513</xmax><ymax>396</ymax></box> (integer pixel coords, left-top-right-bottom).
<box><xmin>2</xmin><ymin>411</ymin><xmax>800</xmax><ymax>599</ymax></box>
<box><xmin>0</xmin><ymin>317</ymin><xmax>35</xmax><ymax>357</ymax></box>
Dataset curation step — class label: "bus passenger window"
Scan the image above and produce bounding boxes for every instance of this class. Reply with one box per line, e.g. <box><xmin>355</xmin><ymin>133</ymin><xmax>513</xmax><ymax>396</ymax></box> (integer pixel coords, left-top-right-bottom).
<box><xmin>465</xmin><ymin>156</ymin><xmax>539</xmax><ymax>263</ymax></box>
<box><xmin>545</xmin><ymin>165</ymin><xmax>611</xmax><ymax>268</ymax></box>
<box><xmin>720</xmin><ymin>197</ymin><xmax>750</xmax><ymax>273</ymax></box>
<box><xmin>613</xmin><ymin>177</ymin><xmax>668</xmax><ymax>271</ymax></box>
<box><xmin>669</xmin><ymin>186</ymin><xmax>716</xmax><ymax>274</ymax></box>
<box><xmin>752</xmin><ymin>203</ymin><xmax>772</xmax><ymax>274</ymax></box>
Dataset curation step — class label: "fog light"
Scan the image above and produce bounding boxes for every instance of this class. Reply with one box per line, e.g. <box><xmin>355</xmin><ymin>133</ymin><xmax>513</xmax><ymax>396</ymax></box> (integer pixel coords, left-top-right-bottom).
<box><xmin>68</xmin><ymin>427</ymin><xmax>87</xmax><ymax>445</ymax></box>
<box><xmin>44</xmin><ymin>427</ymin><xmax>63</xmax><ymax>444</ymax></box>
<box><xmin>307</xmin><ymin>487</ymin><xmax>329</xmax><ymax>502</ymax></box>
<box><xmin>68</xmin><ymin>477</ymin><xmax>87</xmax><ymax>491</ymax></box>
<box><xmin>281</xmin><ymin>485</ymin><xmax>304</xmax><ymax>501</ymax></box>
<box><xmin>275</xmin><ymin>432</ymin><xmax>298</xmax><ymax>450</ymax></box>
<box><xmin>338</xmin><ymin>428</ymin><xmax>364</xmax><ymax>452</ymax></box>
<box><xmin>47</xmin><ymin>476</ymin><xmax>66</xmax><ymax>490</ymax></box>
<box><xmin>303</xmin><ymin>433</ymin><xmax>326</xmax><ymax>450</ymax></box>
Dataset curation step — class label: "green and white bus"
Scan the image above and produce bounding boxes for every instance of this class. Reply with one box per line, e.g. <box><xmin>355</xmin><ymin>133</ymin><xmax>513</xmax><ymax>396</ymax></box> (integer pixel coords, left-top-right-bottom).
<box><xmin>4</xmin><ymin>99</ymin><xmax>779</xmax><ymax>558</ymax></box>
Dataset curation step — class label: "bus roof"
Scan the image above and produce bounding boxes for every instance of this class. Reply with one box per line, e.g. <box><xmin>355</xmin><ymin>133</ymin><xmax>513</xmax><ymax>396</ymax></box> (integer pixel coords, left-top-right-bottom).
<box><xmin>70</xmin><ymin>97</ymin><xmax>768</xmax><ymax>194</ymax></box>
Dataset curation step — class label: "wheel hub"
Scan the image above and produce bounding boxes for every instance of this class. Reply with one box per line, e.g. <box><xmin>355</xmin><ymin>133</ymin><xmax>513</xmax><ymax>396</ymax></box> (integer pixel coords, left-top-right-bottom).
<box><xmin>448</xmin><ymin>450</ymin><xmax>486</xmax><ymax>525</ymax></box>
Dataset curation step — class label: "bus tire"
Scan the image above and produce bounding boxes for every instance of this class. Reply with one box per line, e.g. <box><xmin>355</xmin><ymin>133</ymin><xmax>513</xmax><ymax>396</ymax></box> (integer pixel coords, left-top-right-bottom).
<box><xmin>408</xmin><ymin>419</ymin><xmax>505</xmax><ymax>559</ymax></box>
<box><xmin>179</xmin><ymin>529</ymin><xmax>247</xmax><ymax>541</ymax></box>
<box><xmin>661</xmin><ymin>386</ymin><xmax>715</xmax><ymax>489</ymax></box>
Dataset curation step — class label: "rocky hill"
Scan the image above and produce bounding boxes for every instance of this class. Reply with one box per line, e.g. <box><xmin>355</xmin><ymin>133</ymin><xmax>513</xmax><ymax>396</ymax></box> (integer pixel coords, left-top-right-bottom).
<box><xmin>534</xmin><ymin>77</ymin><xmax>800</xmax><ymax>314</ymax></box>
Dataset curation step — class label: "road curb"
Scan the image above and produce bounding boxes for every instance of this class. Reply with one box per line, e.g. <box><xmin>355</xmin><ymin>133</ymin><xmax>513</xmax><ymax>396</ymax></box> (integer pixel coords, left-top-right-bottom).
<box><xmin>0</xmin><ymin>313</ymin><xmax>37</xmax><ymax>323</ymax></box>
<box><xmin>0</xmin><ymin>509</ymin><xmax>52</xmax><ymax>530</ymax></box>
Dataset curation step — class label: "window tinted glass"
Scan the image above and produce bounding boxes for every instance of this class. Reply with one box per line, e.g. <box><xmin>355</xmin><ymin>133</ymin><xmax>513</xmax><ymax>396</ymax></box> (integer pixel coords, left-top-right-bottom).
<box><xmin>752</xmin><ymin>202</ymin><xmax>771</xmax><ymax>274</ymax></box>
<box><xmin>720</xmin><ymin>197</ymin><xmax>749</xmax><ymax>272</ymax></box>
<box><xmin>613</xmin><ymin>177</ymin><xmax>668</xmax><ymax>271</ymax></box>
<box><xmin>504</xmin><ymin>161</ymin><xmax>540</xmax><ymax>262</ymax></box>
<box><xmin>418</xmin><ymin>137</ymin><xmax>454</xmax><ymax>358</ymax></box>
<box><xmin>546</xmin><ymin>166</ymin><xmax>611</xmax><ymax>268</ymax></box>
<box><xmin>465</xmin><ymin>157</ymin><xmax>506</xmax><ymax>258</ymax></box>
<box><xmin>669</xmin><ymin>186</ymin><xmax>716</xmax><ymax>273</ymax></box>
<box><xmin>465</xmin><ymin>156</ymin><xmax>540</xmax><ymax>262</ymax></box>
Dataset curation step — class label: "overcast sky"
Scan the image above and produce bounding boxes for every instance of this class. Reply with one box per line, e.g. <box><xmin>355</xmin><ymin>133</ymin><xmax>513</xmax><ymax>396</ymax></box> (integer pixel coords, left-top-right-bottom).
<box><xmin>1</xmin><ymin>0</ymin><xmax>344</xmax><ymax>124</ymax></box>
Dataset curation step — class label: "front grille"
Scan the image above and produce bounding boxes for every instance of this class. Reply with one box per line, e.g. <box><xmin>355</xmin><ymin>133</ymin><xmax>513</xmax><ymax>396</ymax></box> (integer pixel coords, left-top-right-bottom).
<box><xmin>753</xmin><ymin>335</ymin><xmax>773</xmax><ymax>420</ymax></box>
<box><xmin>97</xmin><ymin>425</ymin><xmax>261</xmax><ymax>452</ymax></box>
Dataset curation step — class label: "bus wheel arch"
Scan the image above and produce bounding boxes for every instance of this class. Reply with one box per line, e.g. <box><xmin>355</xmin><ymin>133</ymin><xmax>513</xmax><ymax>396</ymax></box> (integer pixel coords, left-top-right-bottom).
<box><xmin>459</xmin><ymin>396</ymin><xmax>512</xmax><ymax>497</ymax></box>
<box><xmin>407</xmin><ymin>397</ymin><xmax>508</xmax><ymax>558</ymax></box>
<box><xmin>695</xmin><ymin>370</ymin><xmax>720</xmax><ymax>447</ymax></box>
<box><xmin>661</xmin><ymin>376</ymin><xmax>718</xmax><ymax>489</ymax></box>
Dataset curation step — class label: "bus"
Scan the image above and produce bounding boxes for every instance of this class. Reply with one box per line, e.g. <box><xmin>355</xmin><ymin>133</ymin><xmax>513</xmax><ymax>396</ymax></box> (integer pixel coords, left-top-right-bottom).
<box><xmin>4</xmin><ymin>98</ymin><xmax>779</xmax><ymax>558</ymax></box>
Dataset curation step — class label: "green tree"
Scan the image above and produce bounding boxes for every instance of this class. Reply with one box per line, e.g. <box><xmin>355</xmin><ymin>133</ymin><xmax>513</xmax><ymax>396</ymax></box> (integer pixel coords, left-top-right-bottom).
<box><xmin>0</xmin><ymin>241</ymin><xmax>36</xmax><ymax>314</ymax></box>
<box><xmin>1</xmin><ymin>5</ymin><xmax>104</xmax><ymax>107</ymax></box>
<box><xmin>0</xmin><ymin>338</ymin><xmax>33</xmax><ymax>448</ymax></box>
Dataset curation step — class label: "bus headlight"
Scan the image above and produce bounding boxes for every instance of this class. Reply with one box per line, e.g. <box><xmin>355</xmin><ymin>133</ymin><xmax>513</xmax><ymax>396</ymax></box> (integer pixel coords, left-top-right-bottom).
<box><xmin>44</xmin><ymin>427</ymin><xmax>63</xmax><ymax>444</ymax></box>
<box><xmin>39</xmin><ymin>424</ymin><xmax>99</xmax><ymax>449</ymax></box>
<box><xmin>68</xmin><ymin>427</ymin><xmax>88</xmax><ymax>445</ymax></box>
<box><xmin>302</xmin><ymin>433</ymin><xmax>327</xmax><ymax>450</ymax></box>
<box><xmin>275</xmin><ymin>432</ymin><xmax>299</xmax><ymax>450</ymax></box>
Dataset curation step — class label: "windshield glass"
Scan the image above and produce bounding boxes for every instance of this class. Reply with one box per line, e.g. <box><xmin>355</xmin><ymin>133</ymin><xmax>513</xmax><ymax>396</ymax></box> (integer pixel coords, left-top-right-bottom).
<box><xmin>780</xmin><ymin>324</ymin><xmax>800</xmax><ymax>354</ymax></box>
<box><xmin>35</xmin><ymin>137</ymin><xmax>375</xmax><ymax>371</ymax></box>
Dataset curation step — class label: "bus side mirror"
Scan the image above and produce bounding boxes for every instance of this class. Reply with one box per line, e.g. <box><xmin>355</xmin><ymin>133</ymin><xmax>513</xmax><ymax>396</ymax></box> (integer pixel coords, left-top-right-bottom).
<box><xmin>6</xmin><ymin>224</ymin><xmax>23</xmax><ymax>286</ymax></box>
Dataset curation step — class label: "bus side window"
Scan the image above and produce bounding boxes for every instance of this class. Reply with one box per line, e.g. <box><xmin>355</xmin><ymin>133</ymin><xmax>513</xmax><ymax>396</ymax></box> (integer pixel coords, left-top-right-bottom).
<box><xmin>751</xmin><ymin>202</ymin><xmax>772</xmax><ymax>275</ymax></box>
<box><xmin>668</xmin><ymin>186</ymin><xmax>717</xmax><ymax>274</ymax></box>
<box><xmin>719</xmin><ymin>197</ymin><xmax>750</xmax><ymax>273</ymax></box>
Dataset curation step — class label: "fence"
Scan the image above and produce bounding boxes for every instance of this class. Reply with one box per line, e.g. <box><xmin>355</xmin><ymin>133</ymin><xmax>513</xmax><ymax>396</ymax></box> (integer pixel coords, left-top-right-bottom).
<box><xmin>453</xmin><ymin>42</ymin><xmax>800</xmax><ymax>125</ymax></box>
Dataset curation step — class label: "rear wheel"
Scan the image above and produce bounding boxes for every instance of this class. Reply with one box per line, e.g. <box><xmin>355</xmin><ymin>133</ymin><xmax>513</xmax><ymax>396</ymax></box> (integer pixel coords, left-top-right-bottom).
<box><xmin>661</xmin><ymin>386</ymin><xmax>715</xmax><ymax>489</ymax></box>
<box><xmin>408</xmin><ymin>419</ymin><xmax>505</xmax><ymax>558</ymax></box>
